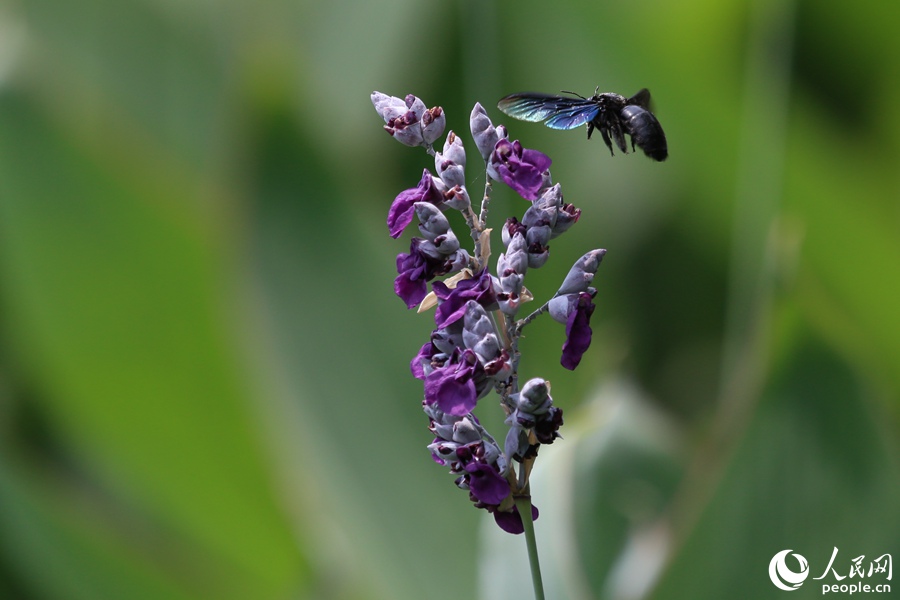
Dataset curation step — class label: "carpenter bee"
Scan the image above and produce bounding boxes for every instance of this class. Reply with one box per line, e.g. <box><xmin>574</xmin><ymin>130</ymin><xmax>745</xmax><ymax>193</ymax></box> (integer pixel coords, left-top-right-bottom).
<box><xmin>497</xmin><ymin>87</ymin><xmax>668</xmax><ymax>161</ymax></box>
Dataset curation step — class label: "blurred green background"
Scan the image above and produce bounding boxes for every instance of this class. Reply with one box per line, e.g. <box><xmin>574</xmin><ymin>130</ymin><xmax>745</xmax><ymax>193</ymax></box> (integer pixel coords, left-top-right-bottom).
<box><xmin>0</xmin><ymin>0</ymin><xmax>897</xmax><ymax>598</ymax></box>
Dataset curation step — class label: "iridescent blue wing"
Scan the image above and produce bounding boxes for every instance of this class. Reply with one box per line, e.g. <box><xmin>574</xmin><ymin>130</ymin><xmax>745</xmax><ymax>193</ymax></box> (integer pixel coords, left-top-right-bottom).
<box><xmin>497</xmin><ymin>93</ymin><xmax>600</xmax><ymax>131</ymax></box>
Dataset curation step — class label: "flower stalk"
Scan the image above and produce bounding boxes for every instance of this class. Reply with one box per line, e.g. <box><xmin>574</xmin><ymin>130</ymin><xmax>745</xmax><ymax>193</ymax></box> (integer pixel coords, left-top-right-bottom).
<box><xmin>515</xmin><ymin>494</ymin><xmax>545</xmax><ymax>600</ymax></box>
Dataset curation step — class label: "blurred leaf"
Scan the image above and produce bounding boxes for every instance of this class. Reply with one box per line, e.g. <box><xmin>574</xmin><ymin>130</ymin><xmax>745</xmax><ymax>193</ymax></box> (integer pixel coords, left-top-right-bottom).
<box><xmin>0</xmin><ymin>92</ymin><xmax>308</xmax><ymax>598</ymax></box>
<box><xmin>649</xmin><ymin>327</ymin><xmax>900</xmax><ymax>600</ymax></box>
<box><xmin>786</xmin><ymin>101</ymin><xmax>900</xmax><ymax>409</ymax></box>
<box><xmin>0</xmin><ymin>458</ymin><xmax>197</xmax><ymax>600</ymax></box>
<box><xmin>21</xmin><ymin>0</ymin><xmax>232</xmax><ymax>171</ymax></box>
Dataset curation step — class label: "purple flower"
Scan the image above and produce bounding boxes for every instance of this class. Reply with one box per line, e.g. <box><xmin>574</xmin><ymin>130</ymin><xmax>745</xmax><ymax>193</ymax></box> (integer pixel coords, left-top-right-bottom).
<box><xmin>491</xmin><ymin>139</ymin><xmax>552</xmax><ymax>201</ymax></box>
<box><xmin>388</xmin><ymin>169</ymin><xmax>445</xmax><ymax>238</ymax></box>
<box><xmin>533</xmin><ymin>406</ymin><xmax>564</xmax><ymax>445</ymax></box>
<box><xmin>561</xmin><ymin>291</ymin><xmax>596</xmax><ymax>370</ymax></box>
<box><xmin>466</xmin><ymin>463</ymin><xmax>510</xmax><ymax>505</ymax></box>
<box><xmin>493</xmin><ymin>504</ymin><xmax>540</xmax><ymax>535</ymax></box>
<box><xmin>424</xmin><ymin>350</ymin><xmax>483</xmax><ymax>415</ymax></box>
<box><xmin>410</xmin><ymin>342</ymin><xmax>437</xmax><ymax>380</ymax></box>
<box><xmin>432</xmin><ymin>270</ymin><xmax>499</xmax><ymax>328</ymax></box>
<box><xmin>394</xmin><ymin>238</ymin><xmax>468</xmax><ymax>309</ymax></box>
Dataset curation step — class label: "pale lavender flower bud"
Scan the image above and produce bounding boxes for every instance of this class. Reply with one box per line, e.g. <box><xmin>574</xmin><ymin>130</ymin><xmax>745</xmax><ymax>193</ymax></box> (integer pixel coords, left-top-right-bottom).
<box><xmin>371</xmin><ymin>91</ymin><xmax>407</xmax><ymax>122</ymax></box>
<box><xmin>529</xmin><ymin>184</ymin><xmax>562</xmax><ymax>217</ymax></box>
<box><xmin>528</xmin><ymin>184</ymin><xmax>581</xmax><ymax>238</ymax></box>
<box><xmin>525</xmin><ymin>224</ymin><xmax>551</xmax><ymax>268</ymax></box>
<box><xmin>442</xmin><ymin>130</ymin><xmax>466</xmax><ymax>165</ymax></box>
<box><xmin>480</xmin><ymin>439</ymin><xmax>504</xmax><ymax>470</ymax></box>
<box><xmin>556</xmin><ymin>249</ymin><xmax>607</xmax><ymax>295</ymax></box>
<box><xmin>548</xmin><ymin>293</ymin><xmax>579</xmax><ymax>324</ymax></box>
<box><xmin>442</xmin><ymin>184</ymin><xmax>471</xmax><ymax>211</ymax></box>
<box><xmin>428</xmin><ymin>439</ymin><xmax>461</xmax><ymax>465</ymax></box>
<box><xmin>501</xmin><ymin>217</ymin><xmax>527</xmax><ymax>247</ymax></box>
<box><xmin>497</xmin><ymin>233</ymin><xmax>527</xmax><ymax>290</ymax></box>
<box><xmin>414</xmin><ymin>201</ymin><xmax>447</xmax><ymax>232</ymax></box>
<box><xmin>508</xmin><ymin>377</ymin><xmax>563</xmax><ymax>446</ymax></box>
<box><xmin>432</xmin><ymin>325</ymin><xmax>463</xmax><ymax>355</ymax></box>
<box><xmin>463</xmin><ymin>301</ymin><xmax>500</xmax><ymax>363</ymax></box>
<box><xmin>497</xmin><ymin>233</ymin><xmax>528</xmax><ymax>316</ymax></box>
<box><xmin>435</xmin><ymin>131</ymin><xmax>466</xmax><ymax>188</ymax></box>
<box><xmin>447</xmin><ymin>249</ymin><xmax>471</xmax><ymax>273</ymax></box>
<box><xmin>421</xmin><ymin>106</ymin><xmax>446</xmax><ymax>146</ymax></box>
<box><xmin>539</xmin><ymin>169</ymin><xmax>553</xmax><ymax>191</ymax></box>
<box><xmin>416</xmin><ymin>239</ymin><xmax>447</xmax><ymax>260</ymax></box>
<box><xmin>426</xmin><ymin>405</ymin><xmax>459</xmax><ymax>440</ymax></box>
<box><xmin>470</xmin><ymin>102</ymin><xmax>501</xmax><ymax>162</ymax></box>
<box><xmin>372</xmin><ymin>91</ymin><xmax>428</xmax><ymax>147</ymax></box>
<box><xmin>504</xmin><ymin>425</ymin><xmax>528</xmax><ymax>463</ymax></box>
<box><xmin>452</xmin><ymin>417</ymin><xmax>482</xmax><ymax>444</ymax></box>
<box><xmin>429</xmin><ymin>232</ymin><xmax>460</xmax><ymax>256</ymax></box>
<box><xmin>405</xmin><ymin>94</ymin><xmax>427</xmax><ymax>116</ymax></box>
<box><xmin>414</xmin><ymin>202</ymin><xmax>455</xmax><ymax>250</ymax></box>
<box><xmin>551</xmin><ymin>201</ymin><xmax>581</xmax><ymax>237</ymax></box>
<box><xmin>522</xmin><ymin>200</ymin><xmax>557</xmax><ymax>230</ymax></box>
<box><xmin>516</xmin><ymin>378</ymin><xmax>552</xmax><ymax>414</ymax></box>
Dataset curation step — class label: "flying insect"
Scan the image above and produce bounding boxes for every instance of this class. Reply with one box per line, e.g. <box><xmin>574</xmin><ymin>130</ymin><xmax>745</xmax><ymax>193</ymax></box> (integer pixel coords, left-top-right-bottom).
<box><xmin>497</xmin><ymin>87</ymin><xmax>668</xmax><ymax>161</ymax></box>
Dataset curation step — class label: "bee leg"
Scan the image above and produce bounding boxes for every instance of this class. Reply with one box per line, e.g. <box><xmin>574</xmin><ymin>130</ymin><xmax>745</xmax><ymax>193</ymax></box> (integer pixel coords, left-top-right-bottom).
<box><xmin>599</xmin><ymin>127</ymin><xmax>615</xmax><ymax>156</ymax></box>
<box><xmin>586</xmin><ymin>122</ymin><xmax>595</xmax><ymax>140</ymax></box>
<box><xmin>610</xmin><ymin>121</ymin><xmax>629</xmax><ymax>154</ymax></box>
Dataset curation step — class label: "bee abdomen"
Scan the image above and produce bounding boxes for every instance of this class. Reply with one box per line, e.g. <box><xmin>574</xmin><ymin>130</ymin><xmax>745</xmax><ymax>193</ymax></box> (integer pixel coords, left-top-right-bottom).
<box><xmin>620</xmin><ymin>105</ymin><xmax>668</xmax><ymax>161</ymax></box>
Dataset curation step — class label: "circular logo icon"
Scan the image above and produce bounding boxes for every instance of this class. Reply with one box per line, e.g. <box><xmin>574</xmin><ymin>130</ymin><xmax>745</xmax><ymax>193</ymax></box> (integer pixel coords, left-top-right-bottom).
<box><xmin>769</xmin><ymin>549</ymin><xmax>810</xmax><ymax>591</ymax></box>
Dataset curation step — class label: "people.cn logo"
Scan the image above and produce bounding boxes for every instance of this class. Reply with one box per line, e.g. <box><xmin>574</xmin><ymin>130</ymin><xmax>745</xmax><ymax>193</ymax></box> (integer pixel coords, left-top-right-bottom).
<box><xmin>769</xmin><ymin>549</ymin><xmax>811</xmax><ymax>591</ymax></box>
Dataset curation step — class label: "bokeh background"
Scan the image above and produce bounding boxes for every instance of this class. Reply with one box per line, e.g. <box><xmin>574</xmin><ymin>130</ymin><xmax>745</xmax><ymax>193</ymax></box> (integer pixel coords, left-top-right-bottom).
<box><xmin>0</xmin><ymin>0</ymin><xmax>898</xmax><ymax>598</ymax></box>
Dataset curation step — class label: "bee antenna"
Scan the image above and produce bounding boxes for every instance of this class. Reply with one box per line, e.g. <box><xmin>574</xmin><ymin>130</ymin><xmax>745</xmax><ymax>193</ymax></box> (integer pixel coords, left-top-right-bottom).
<box><xmin>560</xmin><ymin>89</ymin><xmax>587</xmax><ymax>100</ymax></box>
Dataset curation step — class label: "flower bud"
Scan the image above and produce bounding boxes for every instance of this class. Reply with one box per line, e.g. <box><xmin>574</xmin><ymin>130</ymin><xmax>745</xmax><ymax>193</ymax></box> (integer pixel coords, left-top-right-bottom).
<box><xmin>432</xmin><ymin>325</ymin><xmax>463</xmax><ymax>355</ymax></box>
<box><xmin>504</xmin><ymin>425</ymin><xmax>529</xmax><ymax>463</ymax></box>
<box><xmin>470</xmin><ymin>102</ymin><xmax>501</xmax><ymax>162</ymax></box>
<box><xmin>435</xmin><ymin>131</ymin><xmax>466</xmax><ymax>188</ymax></box>
<box><xmin>556</xmin><ymin>249</ymin><xmax>607</xmax><ymax>295</ymax></box>
<box><xmin>516</xmin><ymin>377</ymin><xmax>552</xmax><ymax>414</ymax></box>
<box><xmin>371</xmin><ymin>91</ymin><xmax>408</xmax><ymax>122</ymax></box>
<box><xmin>452</xmin><ymin>417</ymin><xmax>482</xmax><ymax>444</ymax></box>
<box><xmin>525</xmin><ymin>224</ymin><xmax>551</xmax><ymax>269</ymax></box>
<box><xmin>414</xmin><ymin>202</ymin><xmax>449</xmax><ymax>237</ymax></box>
<box><xmin>551</xmin><ymin>201</ymin><xmax>581</xmax><ymax>238</ymax></box>
<box><xmin>421</xmin><ymin>106</ymin><xmax>446</xmax><ymax>146</ymax></box>
<box><xmin>501</xmin><ymin>217</ymin><xmax>527</xmax><ymax>247</ymax></box>
<box><xmin>442</xmin><ymin>185</ymin><xmax>471</xmax><ymax>211</ymax></box>
<box><xmin>463</xmin><ymin>301</ymin><xmax>501</xmax><ymax>364</ymax></box>
<box><xmin>372</xmin><ymin>92</ymin><xmax>431</xmax><ymax>147</ymax></box>
<box><xmin>497</xmin><ymin>233</ymin><xmax>528</xmax><ymax>295</ymax></box>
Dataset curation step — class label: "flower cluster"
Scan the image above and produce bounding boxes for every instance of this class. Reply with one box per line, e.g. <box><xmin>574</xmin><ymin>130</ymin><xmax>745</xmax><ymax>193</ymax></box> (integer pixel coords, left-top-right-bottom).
<box><xmin>372</xmin><ymin>91</ymin><xmax>606</xmax><ymax>533</ymax></box>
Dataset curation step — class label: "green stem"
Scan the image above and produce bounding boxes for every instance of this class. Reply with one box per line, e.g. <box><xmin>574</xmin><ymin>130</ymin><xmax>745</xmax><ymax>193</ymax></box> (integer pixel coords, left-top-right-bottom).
<box><xmin>515</xmin><ymin>495</ymin><xmax>545</xmax><ymax>600</ymax></box>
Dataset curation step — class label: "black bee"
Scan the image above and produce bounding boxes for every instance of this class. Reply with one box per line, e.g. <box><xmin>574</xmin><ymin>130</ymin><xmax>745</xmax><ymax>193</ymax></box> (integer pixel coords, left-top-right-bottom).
<box><xmin>497</xmin><ymin>87</ymin><xmax>668</xmax><ymax>161</ymax></box>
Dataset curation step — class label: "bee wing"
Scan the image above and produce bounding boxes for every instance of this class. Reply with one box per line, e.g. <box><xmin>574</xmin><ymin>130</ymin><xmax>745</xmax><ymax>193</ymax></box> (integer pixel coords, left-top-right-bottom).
<box><xmin>498</xmin><ymin>93</ymin><xmax>599</xmax><ymax>130</ymax></box>
<box><xmin>627</xmin><ymin>88</ymin><xmax>653</xmax><ymax>109</ymax></box>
